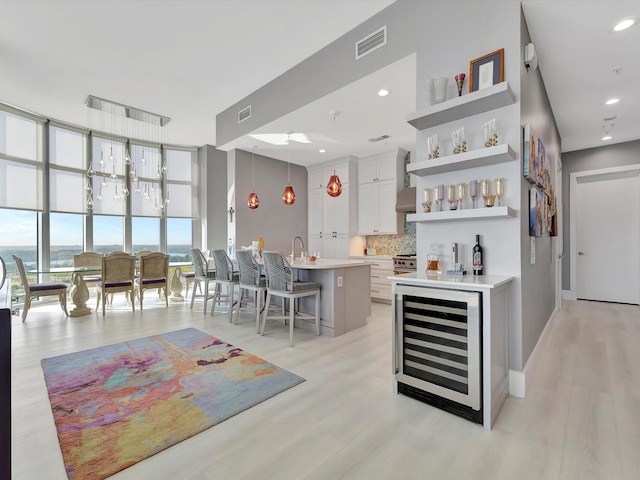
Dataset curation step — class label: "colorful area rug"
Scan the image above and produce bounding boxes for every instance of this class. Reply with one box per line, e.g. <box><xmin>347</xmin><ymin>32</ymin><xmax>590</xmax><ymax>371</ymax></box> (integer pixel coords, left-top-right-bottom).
<box><xmin>41</xmin><ymin>328</ymin><xmax>304</xmax><ymax>479</ymax></box>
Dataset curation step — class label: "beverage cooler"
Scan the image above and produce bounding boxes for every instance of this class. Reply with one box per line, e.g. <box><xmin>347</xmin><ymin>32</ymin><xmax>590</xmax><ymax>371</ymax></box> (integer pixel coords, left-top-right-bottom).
<box><xmin>393</xmin><ymin>284</ymin><xmax>483</xmax><ymax>424</ymax></box>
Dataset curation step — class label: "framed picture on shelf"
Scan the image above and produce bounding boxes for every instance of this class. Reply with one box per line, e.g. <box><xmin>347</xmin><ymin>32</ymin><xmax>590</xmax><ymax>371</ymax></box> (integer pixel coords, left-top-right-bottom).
<box><xmin>469</xmin><ymin>48</ymin><xmax>504</xmax><ymax>92</ymax></box>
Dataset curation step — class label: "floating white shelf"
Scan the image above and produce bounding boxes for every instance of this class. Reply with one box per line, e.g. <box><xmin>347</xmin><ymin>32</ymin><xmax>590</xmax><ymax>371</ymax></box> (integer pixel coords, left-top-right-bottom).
<box><xmin>407</xmin><ymin>144</ymin><xmax>516</xmax><ymax>176</ymax></box>
<box><xmin>407</xmin><ymin>206</ymin><xmax>516</xmax><ymax>223</ymax></box>
<box><xmin>406</xmin><ymin>82</ymin><xmax>515</xmax><ymax>130</ymax></box>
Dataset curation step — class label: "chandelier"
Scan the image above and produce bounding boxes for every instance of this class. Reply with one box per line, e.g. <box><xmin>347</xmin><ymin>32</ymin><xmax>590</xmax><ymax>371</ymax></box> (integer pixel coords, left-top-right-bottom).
<box><xmin>84</xmin><ymin>95</ymin><xmax>171</xmax><ymax>212</ymax></box>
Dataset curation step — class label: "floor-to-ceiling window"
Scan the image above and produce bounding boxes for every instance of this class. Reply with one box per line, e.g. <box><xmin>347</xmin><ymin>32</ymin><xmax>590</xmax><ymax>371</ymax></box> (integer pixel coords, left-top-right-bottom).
<box><xmin>165</xmin><ymin>147</ymin><xmax>196</xmax><ymax>262</ymax></box>
<box><xmin>49</xmin><ymin>125</ymin><xmax>87</xmax><ymax>265</ymax></box>
<box><xmin>0</xmin><ymin>103</ymin><xmax>198</xmax><ymax>277</ymax></box>
<box><xmin>0</xmin><ymin>109</ymin><xmax>43</xmax><ymax>293</ymax></box>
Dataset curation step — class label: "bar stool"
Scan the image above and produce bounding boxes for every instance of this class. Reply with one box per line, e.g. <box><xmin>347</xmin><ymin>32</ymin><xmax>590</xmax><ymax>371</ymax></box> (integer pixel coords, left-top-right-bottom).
<box><xmin>235</xmin><ymin>250</ymin><xmax>267</xmax><ymax>332</ymax></box>
<box><xmin>261</xmin><ymin>251</ymin><xmax>320</xmax><ymax>347</ymax></box>
<box><xmin>210</xmin><ymin>249</ymin><xmax>239</xmax><ymax>322</ymax></box>
<box><xmin>190</xmin><ymin>248</ymin><xmax>216</xmax><ymax>314</ymax></box>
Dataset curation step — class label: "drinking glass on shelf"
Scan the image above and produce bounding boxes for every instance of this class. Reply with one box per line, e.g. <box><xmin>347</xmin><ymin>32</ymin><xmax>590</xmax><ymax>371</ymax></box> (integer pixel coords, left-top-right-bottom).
<box><xmin>470</xmin><ymin>179</ymin><xmax>478</xmax><ymax>209</ymax></box>
<box><xmin>422</xmin><ymin>188</ymin><xmax>432</xmax><ymax>213</ymax></box>
<box><xmin>446</xmin><ymin>184</ymin><xmax>457</xmax><ymax>210</ymax></box>
<box><xmin>457</xmin><ymin>182</ymin><xmax>466</xmax><ymax>210</ymax></box>
<box><xmin>495</xmin><ymin>178</ymin><xmax>505</xmax><ymax>206</ymax></box>
<box><xmin>433</xmin><ymin>186</ymin><xmax>441</xmax><ymax>212</ymax></box>
<box><xmin>481</xmin><ymin>179</ymin><xmax>495</xmax><ymax>207</ymax></box>
<box><xmin>437</xmin><ymin>184</ymin><xmax>445</xmax><ymax>211</ymax></box>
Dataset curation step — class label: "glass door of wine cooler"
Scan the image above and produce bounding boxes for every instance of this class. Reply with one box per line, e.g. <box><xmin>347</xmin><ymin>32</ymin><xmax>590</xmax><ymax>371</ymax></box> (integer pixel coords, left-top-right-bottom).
<box><xmin>393</xmin><ymin>284</ymin><xmax>481</xmax><ymax>411</ymax></box>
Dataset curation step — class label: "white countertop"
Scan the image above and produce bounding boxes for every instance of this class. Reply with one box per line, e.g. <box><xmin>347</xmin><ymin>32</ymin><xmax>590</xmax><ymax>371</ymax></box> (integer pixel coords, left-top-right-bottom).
<box><xmin>289</xmin><ymin>258</ymin><xmax>369</xmax><ymax>269</ymax></box>
<box><xmin>389</xmin><ymin>271</ymin><xmax>514</xmax><ymax>289</ymax></box>
<box><xmin>349</xmin><ymin>255</ymin><xmax>393</xmax><ymax>261</ymax></box>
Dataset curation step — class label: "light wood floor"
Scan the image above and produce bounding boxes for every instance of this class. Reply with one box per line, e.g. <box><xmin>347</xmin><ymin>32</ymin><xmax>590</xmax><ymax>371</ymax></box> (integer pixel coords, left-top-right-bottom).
<box><xmin>10</xmin><ymin>295</ymin><xmax>640</xmax><ymax>479</ymax></box>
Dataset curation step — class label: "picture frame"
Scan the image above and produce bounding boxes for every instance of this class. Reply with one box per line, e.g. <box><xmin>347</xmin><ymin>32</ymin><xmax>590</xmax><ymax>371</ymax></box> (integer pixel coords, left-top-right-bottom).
<box><xmin>469</xmin><ymin>48</ymin><xmax>504</xmax><ymax>92</ymax></box>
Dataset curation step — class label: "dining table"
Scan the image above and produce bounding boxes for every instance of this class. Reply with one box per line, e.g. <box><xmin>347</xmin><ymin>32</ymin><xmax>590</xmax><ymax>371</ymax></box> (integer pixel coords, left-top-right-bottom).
<box><xmin>29</xmin><ymin>261</ymin><xmax>193</xmax><ymax>316</ymax></box>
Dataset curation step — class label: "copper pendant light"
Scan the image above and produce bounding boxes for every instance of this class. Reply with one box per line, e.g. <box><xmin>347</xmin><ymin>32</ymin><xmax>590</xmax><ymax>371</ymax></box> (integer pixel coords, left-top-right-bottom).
<box><xmin>326</xmin><ymin>170</ymin><xmax>342</xmax><ymax>197</ymax></box>
<box><xmin>283</xmin><ymin>134</ymin><xmax>295</xmax><ymax>205</ymax></box>
<box><xmin>247</xmin><ymin>146</ymin><xmax>260</xmax><ymax>209</ymax></box>
<box><xmin>325</xmin><ymin>110</ymin><xmax>342</xmax><ymax>197</ymax></box>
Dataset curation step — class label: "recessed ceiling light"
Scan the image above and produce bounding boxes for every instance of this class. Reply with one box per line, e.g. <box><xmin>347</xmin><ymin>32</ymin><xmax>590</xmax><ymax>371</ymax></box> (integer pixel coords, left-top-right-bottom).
<box><xmin>319</xmin><ymin>149</ymin><xmax>326</xmax><ymax>153</ymax></box>
<box><xmin>602</xmin><ymin>134</ymin><xmax>613</xmax><ymax>141</ymax></box>
<box><xmin>612</xmin><ymin>17</ymin><xmax>636</xmax><ymax>32</ymax></box>
<box><xmin>377</xmin><ymin>88</ymin><xmax>390</xmax><ymax>97</ymax></box>
<box><xmin>605</xmin><ymin>98</ymin><xmax>619</xmax><ymax>105</ymax></box>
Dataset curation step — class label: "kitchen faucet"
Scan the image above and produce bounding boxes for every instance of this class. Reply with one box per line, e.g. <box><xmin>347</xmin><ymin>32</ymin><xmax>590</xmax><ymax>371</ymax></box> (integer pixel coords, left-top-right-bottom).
<box><xmin>291</xmin><ymin>236</ymin><xmax>305</xmax><ymax>260</ymax></box>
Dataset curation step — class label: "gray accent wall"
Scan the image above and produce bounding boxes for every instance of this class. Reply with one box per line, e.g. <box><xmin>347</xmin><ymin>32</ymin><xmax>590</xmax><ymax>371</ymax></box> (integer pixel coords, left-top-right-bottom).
<box><xmin>561</xmin><ymin>139</ymin><xmax>640</xmax><ymax>290</ymax></box>
<box><xmin>232</xmin><ymin>149</ymin><xmax>308</xmax><ymax>255</ymax></box>
<box><xmin>519</xmin><ymin>11</ymin><xmax>562</xmax><ymax>370</ymax></box>
<box><xmin>198</xmin><ymin>145</ymin><xmax>228</xmax><ymax>250</ymax></box>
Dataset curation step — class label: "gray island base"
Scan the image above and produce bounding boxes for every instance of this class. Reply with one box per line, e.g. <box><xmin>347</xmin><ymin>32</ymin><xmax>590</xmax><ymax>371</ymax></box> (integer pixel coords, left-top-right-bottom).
<box><xmin>287</xmin><ymin>259</ymin><xmax>371</xmax><ymax>337</ymax></box>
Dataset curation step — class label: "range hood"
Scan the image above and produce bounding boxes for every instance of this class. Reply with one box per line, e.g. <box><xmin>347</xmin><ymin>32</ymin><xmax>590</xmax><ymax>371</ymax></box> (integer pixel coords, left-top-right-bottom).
<box><xmin>395</xmin><ymin>187</ymin><xmax>416</xmax><ymax>213</ymax></box>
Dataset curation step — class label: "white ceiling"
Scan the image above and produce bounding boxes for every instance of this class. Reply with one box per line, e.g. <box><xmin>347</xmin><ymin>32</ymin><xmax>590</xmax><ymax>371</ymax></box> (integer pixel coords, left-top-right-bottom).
<box><xmin>1</xmin><ymin>0</ymin><xmax>639</xmax><ymax>166</ymax></box>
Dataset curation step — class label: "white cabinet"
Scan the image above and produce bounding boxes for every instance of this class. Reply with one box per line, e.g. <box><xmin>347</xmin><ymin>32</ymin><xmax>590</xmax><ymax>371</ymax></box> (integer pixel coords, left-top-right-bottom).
<box><xmin>323</xmin><ymin>184</ymin><xmax>350</xmax><ymax>234</ymax></box>
<box><xmin>357</xmin><ymin>149</ymin><xmax>405</xmax><ymax>235</ymax></box>
<box><xmin>309</xmin><ymin>188</ymin><xmax>324</xmax><ymax>235</ymax></box>
<box><xmin>369</xmin><ymin>259</ymin><xmax>394</xmax><ymax>303</ymax></box>
<box><xmin>358</xmin><ymin>152</ymin><xmax>399</xmax><ymax>183</ymax></box>
<box><xmin>308</xmin><ymin>163</ymin><xmax>351</xmax><ymax>190</ymax></box>
<box><xmin>307</xmin><ymin>158</ymin><xmax>358</xmax><ymax>259</ymax></box>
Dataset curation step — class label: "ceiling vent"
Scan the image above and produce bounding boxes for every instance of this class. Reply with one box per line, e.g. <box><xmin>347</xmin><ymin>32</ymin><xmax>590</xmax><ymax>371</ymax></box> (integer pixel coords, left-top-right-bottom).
<box><xmin>238</xmin><ymin>105</ymin><xmax>251</xmax><ymax>123</ymax></box>
<box><xmin>368</xmin><ymin>134</ymin><xmax>390</xmax><ymax>143</ymax></box>
<box><xmin>355</xmin><ymin>26</ymin><xmax>387</xmax><ymax>60</ymax></box>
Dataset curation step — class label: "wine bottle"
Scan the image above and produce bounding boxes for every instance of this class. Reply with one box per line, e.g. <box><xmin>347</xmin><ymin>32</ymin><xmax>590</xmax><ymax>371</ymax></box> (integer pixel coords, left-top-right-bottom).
<box><xmin>473</xmin><ymin>234</ymin><xmax>483</xmax><ymax>276</ymax></box>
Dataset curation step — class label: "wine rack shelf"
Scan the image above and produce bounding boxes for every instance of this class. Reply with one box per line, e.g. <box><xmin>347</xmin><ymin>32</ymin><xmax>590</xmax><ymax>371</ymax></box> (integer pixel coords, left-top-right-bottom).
<box><xmin>407</xmin><ymin>206</ymin><xmax>515</xmax><ymax>223</ymax></box>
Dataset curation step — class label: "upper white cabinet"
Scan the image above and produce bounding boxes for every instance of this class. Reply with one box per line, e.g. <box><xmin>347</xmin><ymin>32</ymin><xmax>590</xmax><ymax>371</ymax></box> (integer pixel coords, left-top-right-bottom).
<box><xmin>308</xmin><ymin>163</ymin><xmax>351</xmax><ymax>190</ymax></box>
<box><xmin>358</xmin><ymin>149</ymin><xmax>406</xmax><ymax>235</ymax></box>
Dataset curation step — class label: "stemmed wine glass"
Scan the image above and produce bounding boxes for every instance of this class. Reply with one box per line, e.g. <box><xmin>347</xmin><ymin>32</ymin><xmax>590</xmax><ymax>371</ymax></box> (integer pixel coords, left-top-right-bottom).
<box><xmin>495</xmin><ymin>178</ymin><xmax>505</xmax><ymax>207</ymax></box>
<box><xmin>457</xmin><ymin>182</ymin><xmax>466</xmax><ymax>210</ymax></box>
<box><xmin>422</xmin><ymin>188</ymin><xmax>432</xmax><ymax>213</ymax></box>
<box><xmin>446</xmin><ymin>184</ymin><xmax>457</xmax><ymax>210</ymax></box>
<box><xmin>481</xmin><ymin>179</ymin><xmax>495</xmax><ymax>207</ymax></box>
<box><xmin>433</xmin><ymin>186</ymin><xmax>441</xmax><ymax>212</ymax></box>
<box><xmin>470</xmin><ymin>180</ymin><xmax>478</xmax><ymax>209</ymax></box>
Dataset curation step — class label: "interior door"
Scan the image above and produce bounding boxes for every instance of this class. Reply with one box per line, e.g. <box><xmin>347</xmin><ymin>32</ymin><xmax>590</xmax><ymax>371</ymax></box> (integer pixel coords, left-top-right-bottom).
<box><xmin>576</xmin><ymin>171</ymin><xmax>640</xmax><ymax>304</ymax></box>
<box><xmin>554</xmin><ymin>157</ymin><xmax>563</xmax><ymax>308</ymax></box>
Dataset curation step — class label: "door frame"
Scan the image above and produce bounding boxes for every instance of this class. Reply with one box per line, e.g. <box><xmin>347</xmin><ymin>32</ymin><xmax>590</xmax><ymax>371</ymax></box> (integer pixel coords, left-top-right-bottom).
<box><xmin>568</xmin><ymin>163</ymin><xmax>640</xmax><ymax>300</ymax></box>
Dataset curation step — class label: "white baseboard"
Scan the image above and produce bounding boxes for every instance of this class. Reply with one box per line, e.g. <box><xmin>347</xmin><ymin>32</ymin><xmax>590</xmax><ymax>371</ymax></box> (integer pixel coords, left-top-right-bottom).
<box><xmin>562</xmin><ymin>289</ymin><xmax>576</xmax><ymax>301</ymax></box>
<box><xmin>508</xmin><ymin>370</ymin><xmax>526</xmax><ymax>398</ymax></box>
<box><xmin>509</xmin><ymin>305</ymin><xmax>561</xmax><ymax>399</ymax></box>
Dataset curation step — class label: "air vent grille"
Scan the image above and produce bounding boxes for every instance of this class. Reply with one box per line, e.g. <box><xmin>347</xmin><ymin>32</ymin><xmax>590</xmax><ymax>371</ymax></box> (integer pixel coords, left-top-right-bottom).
<box><xmin>369</xmin><ymin>134</ymin><xmax>390</xmax><ymax>143</ymax></box>
<box><xmin>238</xmin><ymin>105</ymin><xmax>251</xmax><ymax>123</ymax></box>
<box><xmin>356</xmin><ymin>26</ymin><xmax>387</xmax><ymax>60</ymax></box>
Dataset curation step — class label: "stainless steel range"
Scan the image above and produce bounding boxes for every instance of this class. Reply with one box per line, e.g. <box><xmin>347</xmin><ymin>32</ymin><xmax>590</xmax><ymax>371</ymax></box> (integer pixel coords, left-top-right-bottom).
<box><xmin>392</xmin><ymin>254</ymin><xmax>417</xmax><ymax>275</ymax></box>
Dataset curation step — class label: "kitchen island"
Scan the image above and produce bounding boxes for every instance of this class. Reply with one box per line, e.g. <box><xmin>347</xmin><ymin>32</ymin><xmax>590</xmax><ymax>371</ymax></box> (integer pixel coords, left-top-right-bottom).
<box><xmin>287</xmin><ymin>258</ymin><xmax>371</xmax><ymax>337</ymax></box>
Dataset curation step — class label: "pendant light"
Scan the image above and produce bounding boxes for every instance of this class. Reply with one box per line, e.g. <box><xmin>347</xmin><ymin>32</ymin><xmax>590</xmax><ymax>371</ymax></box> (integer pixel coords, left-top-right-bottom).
<box><xmin>326</xmin><ymin>170</ymin><xmax>342</xmax><ymax>197</ymax></box>
<box><xmin>247</xmin><ymin>146</ymin><xmax>260</xmax><ymax>209</ymax></box>
<box><xmin>283</xmin><ymin>133</ymin><xmax>295</xmax><ymax>205</ymax></box>
<box><xmin>325</xmin><ymin>110</ymin><xmax>343</xmax><ymax>197</ymax></box>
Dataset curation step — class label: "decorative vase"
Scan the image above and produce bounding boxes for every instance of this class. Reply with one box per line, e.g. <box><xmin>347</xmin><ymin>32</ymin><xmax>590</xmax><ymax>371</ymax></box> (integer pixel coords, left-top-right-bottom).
<box><xmin>455</xmin><ymin>73</ymin><xmax>466</xmax><ymax>96</ymax></box>
<box><xmin>434</xmin><ymin>77</ymin><xmax>448</xmax><ymax>104</ymax></box>
<box><xmin>425</xmin><ymin>78</ymin><xmax>435</xmax><ymax>106</ymax></box>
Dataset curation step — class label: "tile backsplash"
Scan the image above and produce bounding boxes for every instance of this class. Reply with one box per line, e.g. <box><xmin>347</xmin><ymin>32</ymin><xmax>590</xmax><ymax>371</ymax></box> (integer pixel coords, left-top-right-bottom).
<box><xmin>366</xmin><ymin>221</ymin><xmax>416</xmax><ymax>255</ymax></box>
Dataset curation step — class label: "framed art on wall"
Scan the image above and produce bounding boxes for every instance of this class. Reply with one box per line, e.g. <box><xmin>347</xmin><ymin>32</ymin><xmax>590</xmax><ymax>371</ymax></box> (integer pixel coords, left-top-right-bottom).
<box><xmin>469</xmin><ymin>48</ymin><xmax>504</xmax><ymax>92</ymax></box>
